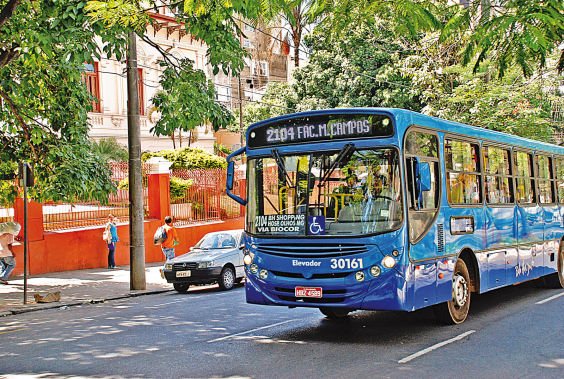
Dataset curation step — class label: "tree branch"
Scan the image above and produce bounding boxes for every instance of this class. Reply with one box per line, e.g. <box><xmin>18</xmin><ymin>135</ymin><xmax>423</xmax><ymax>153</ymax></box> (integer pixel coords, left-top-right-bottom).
<box><xmin>0</xmin><ymin>0</ymin><xmax>21</xmax><ymax>30</ymax></box>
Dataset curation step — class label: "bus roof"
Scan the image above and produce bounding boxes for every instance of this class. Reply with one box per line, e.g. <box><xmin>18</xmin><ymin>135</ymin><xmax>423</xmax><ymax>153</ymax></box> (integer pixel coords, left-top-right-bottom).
<box><xmin>247</xmin><ymin>108</ymin><xmax>564</xmax><ymax>155</ymax></box>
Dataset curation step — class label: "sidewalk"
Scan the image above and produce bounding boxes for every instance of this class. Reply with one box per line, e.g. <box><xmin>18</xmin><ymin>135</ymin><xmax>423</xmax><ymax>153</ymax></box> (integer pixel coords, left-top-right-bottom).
<box><xmin>0</xmin><ymin>262</ymin><xmax>173</xmax><ymax>317</ymax></box>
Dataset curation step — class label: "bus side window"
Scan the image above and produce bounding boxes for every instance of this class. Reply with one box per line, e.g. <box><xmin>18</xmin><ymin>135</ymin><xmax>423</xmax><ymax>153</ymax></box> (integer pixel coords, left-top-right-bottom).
<box><xmin>404</xmin><ymin>129</ymin><xmax>440</xmax><ymax>243</ymax></box>
<box><xmin>445</xmin><ymin>139</ymin><xmax>482</xmax><ymax>205</ymax></box>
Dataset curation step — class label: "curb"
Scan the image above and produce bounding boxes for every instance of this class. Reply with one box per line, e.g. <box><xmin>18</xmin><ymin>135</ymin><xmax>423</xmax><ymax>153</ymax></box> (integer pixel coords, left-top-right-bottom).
<box><xmin>1</xmin><ymin>288</ymin><xmax>174</xmax><ymax>317</ymax></box>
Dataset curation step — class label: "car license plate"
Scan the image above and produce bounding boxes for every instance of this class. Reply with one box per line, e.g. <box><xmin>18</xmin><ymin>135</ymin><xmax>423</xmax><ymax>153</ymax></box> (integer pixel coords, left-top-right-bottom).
<box><xmin>176</xmin><ymin>270</ymin><xmax>191</xmax><ymax>278</ymax></box>
<box><xmin>295</xmin><ymin>286</ymin><xmax>322</xmax><ymax>298</ymax></box>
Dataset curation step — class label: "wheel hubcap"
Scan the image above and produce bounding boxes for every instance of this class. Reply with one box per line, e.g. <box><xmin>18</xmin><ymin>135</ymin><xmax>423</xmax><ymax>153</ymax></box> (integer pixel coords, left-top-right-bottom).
<box><xmin>224</xmin><ymin>270</ymin><xmax>234</xmax><ymax>288</ymax></box>
<box><xmin>452</xmin><ymin>274</ymin><xmax>468</xmax><ymax>308</ymax></box>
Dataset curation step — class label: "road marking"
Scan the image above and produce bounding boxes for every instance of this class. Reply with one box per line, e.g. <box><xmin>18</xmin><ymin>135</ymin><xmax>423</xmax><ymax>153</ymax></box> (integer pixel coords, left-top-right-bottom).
<box><xmin>398</xmin><ymin>330</ymin><xmax>476</xmax><ymax>364</ymax></box>
<box><xmin>207</xmin><ymin>319</ymin><xmax>298</xmax><ymax>343</ymax></box>
<box><xmin>0</xmin><ymin>328</ymin><xmax>28</xmax><ymax>335</ymax></box>
<box><xmin>536</xmin><ymin>292</ymin><xmax>564</xmax><ymax>305</ymax></box>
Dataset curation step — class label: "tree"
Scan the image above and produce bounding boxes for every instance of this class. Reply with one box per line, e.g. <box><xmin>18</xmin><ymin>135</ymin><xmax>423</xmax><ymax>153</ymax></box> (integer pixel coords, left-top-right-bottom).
<box><xmin>0</xmin><ymin>0</ymin><xmax>130</xmax><ymax>204</ymax></box>
<box><xmin>235</xmin><ymin>17</ymin><xmax>422</xmax><ymax>131</ymax></box>
<box><xmin>90</xmin><ymin>138</ymin><xmax>129</xmax><ymax>162</ymax></box>
<box><xmin>149</xmin><ymin>59</ymin><xmax>233</xmax><ymax>146</ymax></box>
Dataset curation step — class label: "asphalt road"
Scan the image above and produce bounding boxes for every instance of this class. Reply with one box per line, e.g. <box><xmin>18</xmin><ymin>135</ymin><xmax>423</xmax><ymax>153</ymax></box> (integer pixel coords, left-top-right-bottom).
<box><xmin>1</xmin><ymin>280</ymin><xmax>563</xmax><ymax>379</ymax></box>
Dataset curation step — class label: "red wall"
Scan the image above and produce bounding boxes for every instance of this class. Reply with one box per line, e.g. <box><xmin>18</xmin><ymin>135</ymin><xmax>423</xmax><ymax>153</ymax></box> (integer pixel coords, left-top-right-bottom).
<box><xmin>10</xmin><ymin>218</ymin><xmax>244</xmax><ymax>275</ymax></box>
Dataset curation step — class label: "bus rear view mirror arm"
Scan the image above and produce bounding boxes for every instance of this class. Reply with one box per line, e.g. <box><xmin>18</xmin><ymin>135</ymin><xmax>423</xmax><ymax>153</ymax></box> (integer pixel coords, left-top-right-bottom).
<box><xmin>226</xmin><ymin>146</ymin><xmax>247</xmax><ymax>206</ymax></box>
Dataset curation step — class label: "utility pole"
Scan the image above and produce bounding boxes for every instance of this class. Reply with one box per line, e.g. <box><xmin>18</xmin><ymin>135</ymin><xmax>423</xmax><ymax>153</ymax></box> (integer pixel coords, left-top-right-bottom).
<box><xmin>238</xmin><ymin>76</ymin><xmax>244</xmax><ymax>145</ymax></box>
<box><xmin>126</xmin><ymin>31</ymin><xmax>146</xmax><ymax>290</ymax></box>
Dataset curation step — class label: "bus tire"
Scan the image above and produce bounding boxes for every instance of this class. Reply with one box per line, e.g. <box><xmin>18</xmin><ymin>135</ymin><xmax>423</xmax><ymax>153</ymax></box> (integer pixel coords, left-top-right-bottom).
<box><xmin>433</xmin><ymin>258</ymin><xmax>471</xmax><ymax>325</ymax></box>
<box><xmin>319</xmin><ymin>307</ymin><xmax>351</xmax><ymax>319</ymax></box>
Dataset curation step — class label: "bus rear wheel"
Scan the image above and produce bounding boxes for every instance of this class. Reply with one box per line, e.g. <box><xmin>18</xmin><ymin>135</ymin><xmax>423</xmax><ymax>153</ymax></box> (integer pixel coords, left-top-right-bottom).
<box><xmin>319</xmin><ymin>307</ymin><xmax>351</xmax><ymax>319</ymax></box>
<box><xmin>433</xmin><ymin>258</ymin><xmax>471</xmax><ymax>325</ymax></box>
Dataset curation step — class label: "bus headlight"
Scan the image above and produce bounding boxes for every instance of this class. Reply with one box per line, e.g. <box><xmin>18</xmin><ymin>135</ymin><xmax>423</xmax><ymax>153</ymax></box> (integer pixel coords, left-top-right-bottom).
<box><xmin>243</xmin><ymin>254</ymin><xmax>253</xmax><ymax>265</ymax></box>
<box><xmin>250</xmin><ymin>264</ymin><xmax>259</xmax><ymax>274</ymax></box>
<box><xmin>259</xmin><ymin>269</ymin><xmax>268</xmax><ymax>279</ymax></box>
<box><xmin>164</xmin><ymin>263</ymin><xmax>173</xmax><ymax>270</ymax></box>
<box><xmin>370</xmin><ymin>266</ymin><xmax>381</xmax><ymax>277</ymax></box>
<box><xmin>382</xmin><ymin>256</ymin><xmax>396</xmax><ymax>269</ymax></box>
<box><xmin>355</xmin><ymin>271</ymin><xmax>365</xmax><ymax>282</ymax></box>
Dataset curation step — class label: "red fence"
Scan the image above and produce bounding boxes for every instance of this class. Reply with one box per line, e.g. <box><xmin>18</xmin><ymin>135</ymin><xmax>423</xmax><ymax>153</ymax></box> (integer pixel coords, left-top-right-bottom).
<box><xmin>170</xmin><ymin>168</ymin><xmax>245</xmax><ymax>226</ymax></box>
<box><xmin>42</xmin><ymin>162</ymin><xmax>149</xmax><ymax>231</ymax></box>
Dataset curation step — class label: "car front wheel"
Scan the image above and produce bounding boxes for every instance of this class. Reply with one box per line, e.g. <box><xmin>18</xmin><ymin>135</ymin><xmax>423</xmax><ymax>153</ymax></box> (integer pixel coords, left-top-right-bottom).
<box><xmin>173</xmin><ymin>283</ymin><xmax>190</xmax><ymax>293</ymax></box>
<box><xmin>218</xmin><ymin>267</ymin><xmax>235</xmax><ymax>291</ymax></box>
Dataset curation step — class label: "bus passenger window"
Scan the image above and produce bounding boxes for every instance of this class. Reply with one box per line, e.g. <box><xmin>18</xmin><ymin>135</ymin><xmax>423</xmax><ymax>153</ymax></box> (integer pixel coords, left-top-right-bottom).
<box><xmin>555</xmin><ymin>158</ymin><xmax>564</xmax><ymax>203</ymax></box>
<box><xmin>445</xmin><ymin>139</ymin><xmax>482</xmax><ymax>204</ymax></box>
<box><xmin>537</xmin><ymin>155</ymin><xmax>554</xmax><ymax>204</ymax></box>
<box><xmin>483</xmin><ymin>146</ymin><xmax>513</xmax><ymax>204</ymax></box>
<box><xmin>515</xmin><ymin>151</ymin><xmax>535</xmax><ymax>204</ymax></box>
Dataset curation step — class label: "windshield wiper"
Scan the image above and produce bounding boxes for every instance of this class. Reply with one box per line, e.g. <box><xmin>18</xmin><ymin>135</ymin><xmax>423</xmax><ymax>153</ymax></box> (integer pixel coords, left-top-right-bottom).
<box><xmin>271</xmin><ymin>149</ymin><xmax>294</xmax><ymax>187</ymax></box>
<box><xmin>318</xmin><ymin>143</ymin><xmax>354</xmax><ymax>187</ymax></box>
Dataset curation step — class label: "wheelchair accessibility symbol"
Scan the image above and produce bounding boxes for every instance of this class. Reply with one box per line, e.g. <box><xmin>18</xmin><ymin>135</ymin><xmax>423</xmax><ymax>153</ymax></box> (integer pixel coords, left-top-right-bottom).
<box><xmin>308</xmin><ymin>216</ymin><xmax>325</xmax><ymax>235</ymax></box>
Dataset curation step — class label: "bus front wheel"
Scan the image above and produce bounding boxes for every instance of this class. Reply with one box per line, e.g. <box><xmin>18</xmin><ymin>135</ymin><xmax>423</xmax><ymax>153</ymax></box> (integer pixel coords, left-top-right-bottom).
<box><xmin>433</xmin><ymin>258</ymin><xmax>471</xmax><ymax>325</ymax></box>
<box><xmin>320</xmin><ymin>307</ymin><xmax>351</xmax><ymax>319</ymax></box>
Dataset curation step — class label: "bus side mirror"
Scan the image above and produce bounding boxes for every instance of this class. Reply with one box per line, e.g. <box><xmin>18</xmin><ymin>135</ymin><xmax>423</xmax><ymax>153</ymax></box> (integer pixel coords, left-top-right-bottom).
<box><xmin>418</xmin><ymin>162</ymin><xmax>432</xmax><ymax>192</ymax></box>
<box><xmin>226</xmin><ymin>147</ymin><xmax>247</xmax><ymax>206</ymax></box>
<box><xmin>227</xmin><ymin>162</ymin><xmax>235</xmax><ymax>191</ymax></box>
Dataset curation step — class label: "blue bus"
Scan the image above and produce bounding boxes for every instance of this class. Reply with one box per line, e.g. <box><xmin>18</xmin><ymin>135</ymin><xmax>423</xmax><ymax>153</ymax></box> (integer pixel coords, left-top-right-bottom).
<box><xmin>226</xmin><ymin>108</ymin><xmax>564</xmax><ymax>324</ymax></box>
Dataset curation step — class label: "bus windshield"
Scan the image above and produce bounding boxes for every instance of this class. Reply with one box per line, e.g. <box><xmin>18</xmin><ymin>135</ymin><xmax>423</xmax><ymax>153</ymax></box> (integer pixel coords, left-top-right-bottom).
<box><xmin>247</xmin><ymin>148</ymin><xmax>403</xmax><ymax>236</ymax></box>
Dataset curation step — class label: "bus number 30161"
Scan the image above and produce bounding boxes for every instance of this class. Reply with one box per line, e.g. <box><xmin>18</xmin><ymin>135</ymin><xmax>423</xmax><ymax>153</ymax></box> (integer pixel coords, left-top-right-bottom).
<box><xmin>331</xmin><ymin>258</ymin><xmax>363</xmax><ymax>269</ymax></box>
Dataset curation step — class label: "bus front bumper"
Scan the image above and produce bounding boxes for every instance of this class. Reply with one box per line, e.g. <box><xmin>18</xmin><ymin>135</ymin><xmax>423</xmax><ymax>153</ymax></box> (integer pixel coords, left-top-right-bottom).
<box><xmin>245</xmin><ymin>269</ymin><xmax>408</xmax><ymax>311</ymax></box>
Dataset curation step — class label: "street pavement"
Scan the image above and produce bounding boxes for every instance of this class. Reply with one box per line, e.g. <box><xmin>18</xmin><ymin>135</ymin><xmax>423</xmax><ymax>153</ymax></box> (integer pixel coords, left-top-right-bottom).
<box><xmin>0</xmin><ymin>262</ymin><xmax>173</xmax><ymax>317</ymax></box>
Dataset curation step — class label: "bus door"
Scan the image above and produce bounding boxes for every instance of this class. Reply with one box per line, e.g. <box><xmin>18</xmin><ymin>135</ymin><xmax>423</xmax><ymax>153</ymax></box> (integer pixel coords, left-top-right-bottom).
<box><xmin>537</xmin><ymin>155</ymin><xmax>559</xmax><ymax>276</ymax></box>
<box><xmin>404</xmin><ymin>129</ymin><xmax>442</xmax><ymax>310</ymax></box>
<box><xmin>512</xmin><ymin>151</ymin><xmax>544</xmax><ymax>284</ymax></box>
<box><xmin>483</xmin><ymin>145</ymin><xmax>515</xmax><ymax>289</ymax></box>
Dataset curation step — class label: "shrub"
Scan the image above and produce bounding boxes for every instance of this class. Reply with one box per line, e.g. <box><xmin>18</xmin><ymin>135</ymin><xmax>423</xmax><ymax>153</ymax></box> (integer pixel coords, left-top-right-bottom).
<box><xmin>142</xmin><ymin>147</ymin><xmax>227</xmax><ymax>170</ymax></box>
<box><xmin>170</xmin><ymin>177</ymin><xmax>194</xmax><ymax>202</ymax></box>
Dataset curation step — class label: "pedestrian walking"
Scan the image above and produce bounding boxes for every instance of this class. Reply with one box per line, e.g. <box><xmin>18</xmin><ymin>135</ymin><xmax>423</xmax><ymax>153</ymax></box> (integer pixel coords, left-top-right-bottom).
<box><xmin>105</xmin><ymin>214</ymin><xmax>120</xmax><ymax>269</ymax></box>
<box><xmin>0</xmin><ymin>222</ymin><xmax>21</xmax><ymax>285</ymax></box>
<box><xmin>160</xmin><ymin>215</ymin><xmax>179</xmax><ymax>261</ymax></box>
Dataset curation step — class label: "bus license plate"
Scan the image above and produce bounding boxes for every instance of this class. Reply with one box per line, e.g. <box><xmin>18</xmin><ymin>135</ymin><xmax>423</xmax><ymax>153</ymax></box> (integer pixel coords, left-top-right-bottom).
<box><xmin>295</xmin><ymin>287</ymin><xmax>322</xmax><ymax>298</ymax></box>
<box><xmin>176</xmin><ymin>270</ymin><xmax>191</xmax><ymax>278</ymax></box>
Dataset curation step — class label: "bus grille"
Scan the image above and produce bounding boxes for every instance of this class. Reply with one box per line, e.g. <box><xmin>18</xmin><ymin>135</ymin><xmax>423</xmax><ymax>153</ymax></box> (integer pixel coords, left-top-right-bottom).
<box><xmin>270</xmin><ymin>270</ymin><xmax>351</xmax><ymax>279</ymax></box>
<box><xmin>277</xmin><ymin>295</ymin><xmax>346</xmax><ymax>303</ymax></box>
<box><xmin>255</xmin><ymin>243</ymin><xmax>368</xmax><ymax>258</ymax></box>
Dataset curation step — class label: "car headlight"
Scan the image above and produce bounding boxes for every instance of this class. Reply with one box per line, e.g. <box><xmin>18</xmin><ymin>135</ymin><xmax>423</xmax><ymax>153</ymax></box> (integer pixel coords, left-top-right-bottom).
<box><xmin>164</xmin><ymin>263</ymin><xmax>173</xmax><ymax>270</ymax></box>
<box><xmin>198</xmin><ymin>261</ymin><xmax>214</xmax><ymax>269</ymax></box>
<box><xmin>259</xmin><ymin>269</ymin><xmax>268</xmax><ymax>279</ymax></box>
<box><xmin>250</xmin><ymin>264</ymin><xmax>258</xmax><ymax>274</ymax></box>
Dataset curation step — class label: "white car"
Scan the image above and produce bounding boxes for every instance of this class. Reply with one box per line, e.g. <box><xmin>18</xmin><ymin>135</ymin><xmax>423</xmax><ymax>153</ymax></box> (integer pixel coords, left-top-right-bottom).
<box><xmin>163</xmin><ymin>229</ymin><xmax>245</xmax><ymax>293</ymax></box>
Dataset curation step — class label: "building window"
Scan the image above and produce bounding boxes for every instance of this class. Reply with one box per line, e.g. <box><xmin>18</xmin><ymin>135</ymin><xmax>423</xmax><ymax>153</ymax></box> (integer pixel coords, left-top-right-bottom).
<box><xmin>252</xmin><ymin>61</ymin><xmax>268</xmax><ymax>76</ymax></box>
<box><xmin>215</xmin><ymin>86</ymin><xmax>231</xmax><ymax>102</ymax></box>
<box><xmin>244</xmin><ymin>24</ymin><xmax>255</xmax><ymax>32</ymax></box>
<box><xmin>243</xmin><ymin>39</ymin><xmax>253</xmax><ymax>48</ymax></box>
<box><xmin>83</xmin><ymin>62</ymin><xmax>101</xmax><ymax>113</ymax></box>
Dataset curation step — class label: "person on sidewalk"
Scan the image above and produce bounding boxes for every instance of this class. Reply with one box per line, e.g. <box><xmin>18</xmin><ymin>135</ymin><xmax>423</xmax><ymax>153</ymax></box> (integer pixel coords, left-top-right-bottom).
<box><xmin>160</xmin><ymin>215</ymin><xmax>179</xmax><ymax>261</ymax></box>
<box><xmin>0</xmin><ymin>231</ymin><xmax>16</xmax><ymax>285</ymax></box>
<box><xmin>105</xmin><ymin>214</ymin><xmax>120</xmax><ymax>269</ymax></box>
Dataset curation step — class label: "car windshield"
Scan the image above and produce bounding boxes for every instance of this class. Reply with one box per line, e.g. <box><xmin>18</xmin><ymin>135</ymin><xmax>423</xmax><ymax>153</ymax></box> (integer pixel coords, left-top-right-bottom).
<box><xmin>247</xmin><ymin>148</ymin><xmax>403</xmax><ymax>236</ymax></box>
<box><xmin>194</xmin><ymin>232</ymin><xmax>239</xmax><ymax>249</ymax></box>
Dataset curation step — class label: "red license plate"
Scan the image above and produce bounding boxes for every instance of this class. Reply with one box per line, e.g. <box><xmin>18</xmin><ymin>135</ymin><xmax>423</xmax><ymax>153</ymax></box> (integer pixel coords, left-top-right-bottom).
<box><xmin>295</xmin><ymin>287</ymin><xmax>322</xmax><ymax>298</ymax></box>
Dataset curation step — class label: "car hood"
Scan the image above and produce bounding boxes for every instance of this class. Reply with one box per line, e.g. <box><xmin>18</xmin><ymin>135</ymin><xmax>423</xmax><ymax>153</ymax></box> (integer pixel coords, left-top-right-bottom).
<box><xmin>170</xmin><ymin>248</ymin><xmax>236</xmax><ymax>263</ymax></box>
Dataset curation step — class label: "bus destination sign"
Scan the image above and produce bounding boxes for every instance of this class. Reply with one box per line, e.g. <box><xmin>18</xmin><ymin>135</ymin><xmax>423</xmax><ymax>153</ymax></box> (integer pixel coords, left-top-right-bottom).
<box><xmin>247</xmin><ymin>114</ymin><xmax>393</xmax><ymax>148</ymax></box>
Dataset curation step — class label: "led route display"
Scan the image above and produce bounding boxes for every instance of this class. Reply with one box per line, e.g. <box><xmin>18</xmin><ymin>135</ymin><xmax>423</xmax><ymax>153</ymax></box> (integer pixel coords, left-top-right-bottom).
<box><xmin>247</xmin><ymin>113</ymin><xmax>394</xmax><ymax>148</ymax></box>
